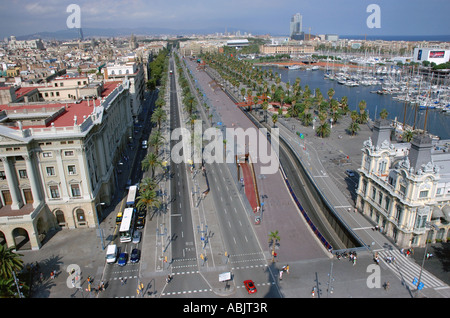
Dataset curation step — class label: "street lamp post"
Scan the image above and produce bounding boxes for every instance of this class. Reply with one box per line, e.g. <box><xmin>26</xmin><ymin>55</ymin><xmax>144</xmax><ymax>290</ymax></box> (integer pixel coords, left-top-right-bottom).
<box><xmin>416</xmin><ymin>222</ymin><xmax>439</xmax><ymax>297</ymax></box>
<box><xmin>95</xmin><ymin>202</ymin><xmax>106</xmax><ymax>250</ymax></box>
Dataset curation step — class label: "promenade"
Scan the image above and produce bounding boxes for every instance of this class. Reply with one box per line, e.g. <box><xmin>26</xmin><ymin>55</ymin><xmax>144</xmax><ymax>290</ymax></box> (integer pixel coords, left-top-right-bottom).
<box><xmin>189</xmin><ymin>58</ymin><xmax>450</xmax><ymax>298</ymax></box>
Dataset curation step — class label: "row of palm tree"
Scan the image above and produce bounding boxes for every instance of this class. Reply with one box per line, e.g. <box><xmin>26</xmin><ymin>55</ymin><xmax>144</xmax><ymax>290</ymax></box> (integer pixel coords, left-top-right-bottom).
<box><xmin>137</xmin><ymin>52</ymin><xmax>172</xmax><ymax>217</ymax></box>
<box><xmin>202</xmin><ymin>52</ymin><xmax>394</xmax><ymax>139</ymax></box>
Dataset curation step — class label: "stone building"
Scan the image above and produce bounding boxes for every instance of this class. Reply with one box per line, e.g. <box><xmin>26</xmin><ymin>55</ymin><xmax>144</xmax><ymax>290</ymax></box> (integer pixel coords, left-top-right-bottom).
<box><xmin>356</xmin><ymin>119</ymin><xmax>450</xmax><ymax>248</ymax></box>
<box><xmin>0</xmin><ymin>79</ymin><xmax>133</xmax><ymax>250</ymax></box>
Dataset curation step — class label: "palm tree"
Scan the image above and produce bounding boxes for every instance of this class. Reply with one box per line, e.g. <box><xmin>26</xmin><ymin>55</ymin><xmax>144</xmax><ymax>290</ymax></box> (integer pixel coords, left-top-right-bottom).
<box><xmin>316</xmin><ymin>122</ymin><xmax>331</xmax><ymax>138</ymax></box>
<box><xmin>301</xmin><ymin>112</ymin><xmax>313</xmax><ymax>127</ymax></box>
<box><xmin>268</xmin><ymin>230</ymin><xmax>280</xmax><ymax>262</ymax></box>
<box><xmin>0</xmin><ymin>245</ymin><xmax>23</xmax><ymax>280</ymax></box>
<box><xmin>151</xmin><ymin>107</ymin><xmax>167</xmax><ymax>130</ymax></box>
<box><xmin>136</xmin><ymin>188</ymin><xmax>161</xmax><ymax>216</ymax></box>
<box><xmin>149</xmin><ymin>130</ymin><xmax>165</xmax><ymax>155</ymax></box>
<box><xmin>348</xmin><ymin>121</ymin><xmax>360</xmax><ymax>136</ymax></box>
<box><xmin>271</xmin><ymin>114</ymin><xmax>278</xmax><ymax>127</ymax></box>
<box><xmin>327</xmin><ymin>88</ymin><xmax>335</xmax><ymax>108</ymax></box>
<box><xmin>183</xmin><ymin>94</ymin><xmax>197</xmax><ymax>116</ymax></box>
<box><xmin>340</xmin><ymin>96</ymin><xmax>349</xmax><ymax>113</ymax></box>
<box><xmin>358</xmin><ymin>100</ymin><xmax>368</xmax><ymax>124</ymax></box>
<box><xmin>379</xmin><ymin>108</ymin><xmax>388</xmax><ymax>119</ymax></box>
<box><xmin>139</xmin><ymin>177</ymin><xmax>157</xmax><ymax>193</ymax></box>
<box><xmin>403</xmin><ymin>129</ymin><xmax>414</xmax><ymax>142</ymax></box>
<box><xmin>142</xmin><ymin>152</ymin><xmax>162</xmax><ymax>178</ymax></box>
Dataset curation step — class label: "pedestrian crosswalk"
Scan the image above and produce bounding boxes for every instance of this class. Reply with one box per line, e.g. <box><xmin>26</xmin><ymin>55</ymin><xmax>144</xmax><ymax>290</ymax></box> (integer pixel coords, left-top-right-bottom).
<box><xmin>377</xmin><ymin>249</ymin><xmax>446</xmax><ymax>290</ymax></box>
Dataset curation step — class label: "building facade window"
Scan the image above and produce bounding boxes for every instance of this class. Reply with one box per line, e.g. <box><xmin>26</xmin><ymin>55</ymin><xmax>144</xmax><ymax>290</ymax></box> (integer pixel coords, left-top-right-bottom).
<box><xmin>49</xmin><ymin>186</ymin><xmax>60</xmax><ymax>199</ymax></box>
<box><xmin>385</xmin><ymin>197</ymin><xmax>390</xmax><ymax>211</ymax></box>
<box><xmin>18</xmin><ymin>169</ymin><xmax>28</xmax><ymax>179</ymax></box>
<box><xmin>71</xmin><ymin>184</ymin><xmax>81</xmax><ymax>197</ymax></box>
<box><xmin>0</xmin><ymin>171</ymin><xmax>6</xmax><ymax>180</ymax></box>
<box><xmin>46</xmin><ymin>167</ymin><xmax>55</xmax><ymax>176</ymax></box>
<box><xmin>400</xmin><ymin>184</ymin><xmax>406</xmax><ymax>195</ymax></box>
<box><xmin>419</xmin><ymin>190</ymin><xmax>429</xmax><ymax>198</ymax></box>
<box><xmin>395</xmin><ymin>205</ymin><xmax>403</xmax><ymax>224</ymax></box>
<box><xmin>68</xmin><ymin>165</ymin><xmax>76</xmax><ymax>175</ymax></box>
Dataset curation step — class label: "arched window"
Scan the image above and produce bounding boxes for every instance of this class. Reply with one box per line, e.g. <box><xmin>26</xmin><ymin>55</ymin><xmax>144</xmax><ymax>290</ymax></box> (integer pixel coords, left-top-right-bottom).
<box><xmin>55</xmin><ymin>210</ymin><xmax>66</xmax><ymax>228</ymax></box>
<box><xmin>75</xmin><ymin>209</ymin><xmax>86</xmax><ymax>227</ymax></box>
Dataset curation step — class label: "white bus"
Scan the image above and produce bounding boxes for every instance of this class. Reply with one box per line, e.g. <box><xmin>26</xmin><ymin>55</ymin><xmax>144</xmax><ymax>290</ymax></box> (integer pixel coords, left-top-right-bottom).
<box><xmin>119</xmin><ymin>207</ymin><xmax>135</xmax><ymax>243</ymax></box>
<box><xmin>126</xmin><ymin>185</ymin><xmax>138</xmax><ymax>208</ymax></box>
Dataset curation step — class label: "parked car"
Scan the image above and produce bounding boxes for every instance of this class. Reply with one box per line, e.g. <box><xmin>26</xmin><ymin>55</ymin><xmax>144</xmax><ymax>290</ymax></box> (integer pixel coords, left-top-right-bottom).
<box><xmin>118</xmin><ymin>252</ymin><xmax>127</xmax><ymax>266</ymax></box>
<box><xmin>137</xmin><ymin>209</ymin><xmax>146</xmax><ymax>219</ymax></box>
<box><xmin>142</xmin><ymin>140</ymin><xmax>148</xmax><ymax>149</ymax></box>
<box><xmin>116</xmin><ymin>211</ymin><xmax>123</xmax><ymax>224</ymax></box>
<box><xmin>132</xmin><ymin>231</ymin><xmax>141</xmax><ymax>244</ymax></box>
<box><xmin>243</xmin><ymin>280</ymin><xmax>257</xmax><ymax>294</ymax></box>
<box><xmin>136</xmin><ymin>218</ymin><xmax>145</xmax><ymax>229</ymax></box>
<box><xmin>346</xmin><ymin>169</ymin><xmax>355</xmax><ymax>177</ymax></box>
<box><xmin>130</xmin><ymin>248</ymin><xmax>140</xmax><ymax>263</ymax></box>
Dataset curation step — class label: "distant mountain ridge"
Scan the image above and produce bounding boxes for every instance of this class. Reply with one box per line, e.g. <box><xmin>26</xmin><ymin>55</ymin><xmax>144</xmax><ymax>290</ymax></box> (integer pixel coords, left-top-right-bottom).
<box><xmin>14</xmin><ymin>26</ymin><xmax>256</xmax><ymax>40</ymax></box>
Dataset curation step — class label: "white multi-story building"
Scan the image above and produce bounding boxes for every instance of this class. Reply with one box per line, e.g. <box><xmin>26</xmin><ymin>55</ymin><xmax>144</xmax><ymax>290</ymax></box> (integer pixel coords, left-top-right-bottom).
<box><xmin>356</xmin><ymin>119</ymin><xmax>450</xmax><ymax>248</ymax></box>
<box><xmin>104</xmin><ymin>62</ymin><xmax>145</xmax><ymax>121</ymax></box>
<box><xmin>0</xmin><ymin>79</ymin><xmax>133</xmax><ymax>250</ymax></box>
<box><xmin>7</xmin><ymin>36</ymin><xmax>45</xmax><ymax>50</ymax></box>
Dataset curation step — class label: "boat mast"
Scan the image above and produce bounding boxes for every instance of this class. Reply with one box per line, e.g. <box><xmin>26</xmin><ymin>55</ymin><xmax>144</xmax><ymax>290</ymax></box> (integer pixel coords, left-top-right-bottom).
<box><xmin>403</xmin><ymin>79</ymin><xmax>410</xmax><ymax>130</ymax></box>
<box><xmin>423</xmin><ymin>73</ymin><xmax>434</xmax><ymax>133</ymax></box>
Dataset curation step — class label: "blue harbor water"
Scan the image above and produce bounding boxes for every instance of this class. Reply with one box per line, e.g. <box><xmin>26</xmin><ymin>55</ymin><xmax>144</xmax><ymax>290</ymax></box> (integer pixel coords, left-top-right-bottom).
<box><xmin>261</xmin><ymin>66</ymin><xmax>450</xmax><ymax>140</ymax></box>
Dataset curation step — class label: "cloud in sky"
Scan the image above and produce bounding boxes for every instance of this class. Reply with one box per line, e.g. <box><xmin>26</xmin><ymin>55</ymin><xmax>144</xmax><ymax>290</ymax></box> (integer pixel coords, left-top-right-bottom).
<box><xmin>1</xmin><ymin>0</ymin><xmax>449</xmax><ymax>38</ymax></box>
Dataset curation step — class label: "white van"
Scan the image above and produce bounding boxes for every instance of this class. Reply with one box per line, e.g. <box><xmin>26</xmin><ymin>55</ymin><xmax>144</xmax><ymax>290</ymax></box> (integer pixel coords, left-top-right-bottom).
<box><xmin>106</xmin><ymin>244</ymin><xmax>118</xmax><ymax>264</ymax></box>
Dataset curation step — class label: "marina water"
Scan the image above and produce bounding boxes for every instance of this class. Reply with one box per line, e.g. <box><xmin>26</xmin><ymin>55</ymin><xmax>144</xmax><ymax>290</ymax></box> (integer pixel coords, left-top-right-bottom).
<box><xmin>262</xmin><ymin>66</ymin><xmax>450</xmax><ymax>140</ymax></box>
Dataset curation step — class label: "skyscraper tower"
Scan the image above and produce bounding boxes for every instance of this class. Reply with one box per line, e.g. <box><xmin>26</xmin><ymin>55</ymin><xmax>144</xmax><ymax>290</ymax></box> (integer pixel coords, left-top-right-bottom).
<box><xmin>290</xmin><ymin>13</ymin><xmax>303</xmax><ymax>40</ymax></box>
<box><xmin>78</xmin><ymin>28</ymin><xmax>84</xmax><ymax>41</ymax></box>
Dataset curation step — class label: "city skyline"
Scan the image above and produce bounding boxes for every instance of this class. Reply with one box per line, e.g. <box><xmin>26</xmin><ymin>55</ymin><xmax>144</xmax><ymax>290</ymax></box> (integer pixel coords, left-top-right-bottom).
<box><xmin>0</xmin><ymin>0</ymin><xmax>449</xmax><ymax>39</ymax></box>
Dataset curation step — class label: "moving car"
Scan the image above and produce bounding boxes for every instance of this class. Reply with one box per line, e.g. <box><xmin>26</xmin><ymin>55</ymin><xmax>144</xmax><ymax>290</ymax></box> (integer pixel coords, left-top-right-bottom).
<box><xmin>116</xmin><ymin>211</ymin><xmax>123</xmax><ymax>224</ymax></box>
<box><xmin>118</xmin><ymin>252</ymin><xmax>127</xmax><ymax>266</ymax></box>
<box><xmin>106</xmin><ymin>244</ymin><xmax>117</xmax><ymax>264</ymax></box>
<box><xmin>130</xmin><ymin>248</ymin><xmax>140</xmax><ymax>263</ymax></box>
<box><xmin>346</xmin><ymin>169</ymin><xmax>355</xmax><ymax>177</ymax></box>
<box><xmin>136</xmin><ymin>217</ymin><xmax>145</xmax><ymax>229</ymax></box>
<box><xmin>132</xmin><ymin>231</ymin><xmax>141</xmax><ymax>244</ymax></box>
<box><xmin>243</xmin><ymin>280</ymin><xmax>257</xmax><ymax>294</ymax></box>
<box><xmin>142</xmin><ymin>140</ymin><xmax>148</xmax><ymax>149</ymax></box>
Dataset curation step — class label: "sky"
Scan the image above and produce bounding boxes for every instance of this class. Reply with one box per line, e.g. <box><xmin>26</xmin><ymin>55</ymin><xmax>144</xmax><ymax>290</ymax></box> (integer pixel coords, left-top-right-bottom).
<box><xmin>0</xmin><ymin>0</ymin><xmax>449</xmax><ymax>38</ymax></box>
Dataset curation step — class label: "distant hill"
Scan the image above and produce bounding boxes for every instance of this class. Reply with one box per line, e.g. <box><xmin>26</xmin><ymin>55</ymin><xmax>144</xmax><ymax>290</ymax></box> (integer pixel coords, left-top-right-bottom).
<box><xmin>15</xmin><ymin>26</ymin><xmax>259</xmax><ymax>40</ymax></box>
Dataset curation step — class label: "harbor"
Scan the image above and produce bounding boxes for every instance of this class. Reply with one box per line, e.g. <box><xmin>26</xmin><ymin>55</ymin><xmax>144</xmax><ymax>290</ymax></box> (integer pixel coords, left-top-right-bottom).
<box><xmin>259</xmin><ymin>63</ymin><xmax>450</xmax><ymax>139</ymax></box>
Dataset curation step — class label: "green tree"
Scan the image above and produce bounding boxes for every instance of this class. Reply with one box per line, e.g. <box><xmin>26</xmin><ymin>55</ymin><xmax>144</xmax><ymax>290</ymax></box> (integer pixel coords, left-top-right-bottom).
<box><xmin>403</xmin><ymin>129</ymin><xmax>414</xmax><ymax>142</ymax></box>
<box><xmin>379</xmin><ymin>108</ymin><xmax>388</xmax><ymax>119</ymax></box>
<box><xmin>301</xmin><ymin>112</ymin><xmax>313</xmax><ymax>127</ymax></box>
<box><xmin>271</xmin><ymin>114</ymin><xmax>278</xmax><ymax>127</ymax></box>
<box><xmin>348</xmin><ymin>121</ymin><xmax>360</xmax><ymax>136</ymax></box>
<box><xmin>151</xmin><ymin>107</ymin><xmax>167</xmax><ymax>130</ymax></box>
<box><xmin>149</xmin><ymin>130</ymin><xmax>165</xmax><ymax>155</ymax></box>
<box><xmin>268</xmin><ymin>231</ymin><xmax>280</xmax><ymax>262</ymax></box>
<box><xmin>0</xmin><ymin>245</ymin><xmax>23</xmax><ymax>280</ymax></box>
<box><xmin>136</xmin><ymin>188</ymin><xmax>161</xmax><ymax>216</ymax></box>
<box><xmin>316</xmin><ymin>122</ymin><xmax>331</xmax><ymax>138</ymax></box>
<box><xmin>142</xmin><ymin>152</ymin><xmax>162</xmax><ymax>178</ymax></box>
